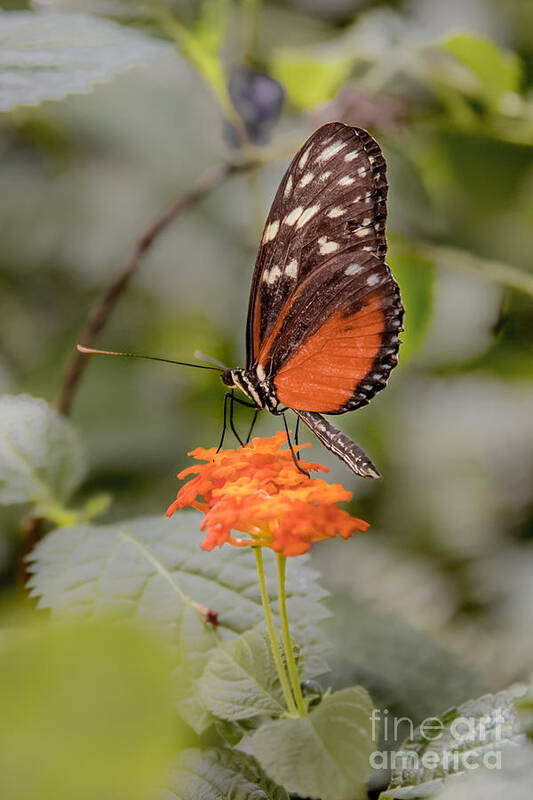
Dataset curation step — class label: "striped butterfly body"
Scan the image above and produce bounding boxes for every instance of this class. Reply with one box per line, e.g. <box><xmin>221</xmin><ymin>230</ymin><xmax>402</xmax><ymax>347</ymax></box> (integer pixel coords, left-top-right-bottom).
<box><xmin>221</xmin><ymin>121</ymin><xmax>404</xmax><ymax>478</ymax></box>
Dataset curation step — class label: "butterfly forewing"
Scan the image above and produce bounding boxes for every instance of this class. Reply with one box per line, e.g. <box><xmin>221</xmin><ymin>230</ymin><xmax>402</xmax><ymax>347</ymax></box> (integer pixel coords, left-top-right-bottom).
<box><xmin>245</xmin><ymin>121</ymin><xmax>402</xmax><ymax>415</ymax></box>
<box><xmin>245</xmin><ymin>122</ymin><xmax>389</xmax><ymax>368</ymax></box>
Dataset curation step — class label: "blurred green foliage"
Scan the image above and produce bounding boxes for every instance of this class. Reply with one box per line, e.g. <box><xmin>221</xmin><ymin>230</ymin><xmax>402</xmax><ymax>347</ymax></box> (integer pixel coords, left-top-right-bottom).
<box><xmin>0</xmin><ymin>616</ymin><xmax>180</xmax><ymax>800</ymax></box>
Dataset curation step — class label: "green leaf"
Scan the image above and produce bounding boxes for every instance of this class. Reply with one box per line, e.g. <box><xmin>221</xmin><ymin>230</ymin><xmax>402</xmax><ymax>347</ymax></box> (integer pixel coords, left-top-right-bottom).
<box><xmin>197</xmin><ymin>628</ymin><xmax>286</xmax><ymax>721</ymax></box>
<box><xmin>437</xmin><ymin>744</ymin><xmax>533</xmax><ymax>799</ymax></box>
<box><xmin>27</xmin><ymin>513</ymin><xmax>331</xmax><ymax>730</ymax></box>
<box><xmin>441</xmin><ymin>34</ymin><xmax>522</xmax><ymax>109</ymax></box>
<box><xmin>381</xmin><ymin>685</ymin><xmax>530</xmax><ymax>799</ymax></box>
<box><xmin>327</xmin><ymin>591</ymin><xmax>484</xmax><ymax>728</ymax></box>
<box><xmin>154</xmin><ymin>1</ymin><xmax>232</xmax><ymax>117</ymax></box>
<box><xmin>271</xmin><ymin>52</ymin><xmax>353</xmax><ymax>110</ymax></box>
<box><xmin>252</xmin><ymin>687</ymin><xmax>374</xmax><ymax>800</ymax></box>
<box><xmin>0</xmin><ymin>10</ymin><xmax>167</xmax><ymax>112</ymax></box>
<box><xmin>388</xmin><ymin>250</ymin><xmax>435</xmax><ymax>362</ymax></box>
<box><xmin>165</xmin><ymin>747</ymin><xmax>289</xmax><ymax>800</ymax></box>
<box><xmin>0</xmin><ymin>394</ymin><xmax>86</xmax><ymax>510</ymax></box>
<box><xmin>0</xmin><ymin>618</ymin><xmax>180</xmax><ymax>800</ymax></box>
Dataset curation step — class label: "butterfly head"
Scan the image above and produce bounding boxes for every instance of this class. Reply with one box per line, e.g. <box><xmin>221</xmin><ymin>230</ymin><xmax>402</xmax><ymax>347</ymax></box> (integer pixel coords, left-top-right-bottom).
<box><xmin>221</xmin><ymin>367</ymin><xmax>279</xmax><ymax>412</ymax></box>
<box><xmin>221</xmin><ymin>368</ymin><xmax>237</xmax><ymax>387</ymax></box>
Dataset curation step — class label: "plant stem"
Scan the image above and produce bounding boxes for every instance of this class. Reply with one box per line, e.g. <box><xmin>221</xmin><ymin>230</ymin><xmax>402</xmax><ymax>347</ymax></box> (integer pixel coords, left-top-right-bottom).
<box><xmin>254</xmin><ymin>547</ymin><xmax>297</xmax><ymax>715</ymax></box>
<box><xmin>277</xmin><ymin>553</ymin><xmax>306</xmax><ymax>716</ymax></box>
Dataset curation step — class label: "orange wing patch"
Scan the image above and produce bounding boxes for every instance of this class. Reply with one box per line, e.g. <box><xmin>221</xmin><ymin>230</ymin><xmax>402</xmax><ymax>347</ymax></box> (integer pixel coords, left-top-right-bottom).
<box><xmin>274</xmin><ymin>290</ymin><xmax>385</xmax><ymax>413</ymax></box>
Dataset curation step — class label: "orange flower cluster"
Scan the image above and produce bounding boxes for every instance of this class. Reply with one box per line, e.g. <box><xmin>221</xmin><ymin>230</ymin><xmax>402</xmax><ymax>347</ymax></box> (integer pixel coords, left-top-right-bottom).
<box><xmin>166</xmin><ymin>432</ymin><xmax>369</xmax><ymax>557</ymax></box>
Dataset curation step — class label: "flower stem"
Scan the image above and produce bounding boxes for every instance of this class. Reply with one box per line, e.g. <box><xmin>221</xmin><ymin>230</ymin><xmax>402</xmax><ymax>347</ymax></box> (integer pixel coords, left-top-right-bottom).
<box><xmin>254</xmin><ymin>547</ymin><xmax>297</xmax><ymax>716</ymax></box>
<box><xmin>277</xmin><ymin>554</ymin><xmax>307</xmax><ymax>716</ymax></box>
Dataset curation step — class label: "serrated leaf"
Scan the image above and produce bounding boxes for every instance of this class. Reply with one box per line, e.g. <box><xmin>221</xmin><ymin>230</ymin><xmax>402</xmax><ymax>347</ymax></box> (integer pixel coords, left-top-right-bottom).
<box><xmin>381</xmin><ymin>685</ymin><xmax>530</xmax><ymax>799</ymax></box>
<box><xmin>0</xmin><ymin>394</ymin><xmax>86</xmax><ymax>509</ymax></box>
<box><xmin>0</xmin><ymin>10</ymin><xmax>168</xmax><ymax>112</ymax></box>
<box><xmin>0</xmin><ymin>618</ymin><xmax>179</xmax><ymax>800</ymax></box>
<box><xmin>165</xmin><ymin>747</ymin><xmax>289</xmax><ymax>800</ymax></box>
<box><xmin>27</xmin><ymin>513</ymin><xmax>329</xmax><ymax>673</ymax></box>
<box><xmin>197</xmin><ymin>628</ymin><xmax>286</xmax><ymax>721</ymax></box>
<box><xmin>271</xmin><ymin>52</ymin><xmax>353</xmax><ymax>110</ymax></box>
<box><xmin>252</xmin><ymin>686</ymin><xmax>374</xmax><ymax>800</ymax></box>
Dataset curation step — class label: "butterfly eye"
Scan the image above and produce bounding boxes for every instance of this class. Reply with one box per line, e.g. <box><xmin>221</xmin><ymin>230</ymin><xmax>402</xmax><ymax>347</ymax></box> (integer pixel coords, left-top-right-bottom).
<box><xmin>221</xmin><ymin>369</ymin><xmax>236</xmax><ymax>387</ymax></box>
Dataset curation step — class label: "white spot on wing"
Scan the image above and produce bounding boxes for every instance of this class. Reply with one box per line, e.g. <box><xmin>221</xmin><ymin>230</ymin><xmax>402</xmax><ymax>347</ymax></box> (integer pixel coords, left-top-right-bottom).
<box><xmin>339</xmin><ymin>176</ymin><xmax>355</xmax><ymax>186</ymax></box>
<box><xmin>284</xmin><ymin>175</ymin><xmax>293</xmax><ymax>199</ymax></box>
<box><xmin>299</xmin><ymin>147</ymin><xmax>311</xmax><ymax>169</ymax></box>
<box><xmin>362</xmin><ymin>217</ymin><xmax>372</xmax><ymax>226</ymax></box>
<box><xmin>345</xmin><ymin>263</ymin><xmax>362</xmax><ymax>275</ymax></box>
<box><xmin>355</xmin><ymin>228</ymin><xmax>370</xmax><ymax>238</ymax></box>
<box><xmin>318</xmin><ymin>237</ymin><xmax>339</xmax><ymax>255</ymax></box>
<box><xmin>317</xmin><ymin>140</ymin><xmax>346</xmax><ymax>161</ymax></box>
<box><xmin>285</xmin><ymin>258</ymin><xmax>298</xmax><ymax>278</ymax></box>
<box><xmin>296</xmin><ymin>204</ymin><xmax>320</xmax><ymax>229</ymax></box>
<box><xmin>263</xmin><ymin>265</ymin><xmax>282</xmax><ymax>284</ymax></box>
<box><xmin>357</xmin><ymin>166</ymin><xmax>367</xmax><ymax>177</ymax></box>
<box><xmin>344</xmin><ymin>150</ymin><xmax>359</xmax><ymax>161</ymax></box>
<box><xmin>299</xmin><ymin>172</ymin><xmax>314</xmax><ymax>188</ymax></box>
<box><xmin>320</xmin><ymin>171</ymin><xmax>332</xmax><ymax>181</ymax></box>
<box><xmin>367</xmin><ymin>273</ymin><xmax>380</xmax><ymax>286</ymax></box>
<box><xmin>262</xmin><ymin>220</ymin><xmax>279</xmax><ymax>243</ymax></box>
<box><xmin>283</xmin><ymin>206</ymin><xmax>303</xmax><ymax>226</ymax></box>
<box><xmin>327</xmin><ymin>207</ymin><xmax>346</xmax><ymax>218</ymax></box>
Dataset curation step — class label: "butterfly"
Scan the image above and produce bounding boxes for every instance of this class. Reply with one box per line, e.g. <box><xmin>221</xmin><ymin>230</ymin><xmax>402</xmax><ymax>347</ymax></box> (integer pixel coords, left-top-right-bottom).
<box><xmin>220</xmin><ymin>121</ymin><xmax>404</xmax><ymax>478</ymax></box>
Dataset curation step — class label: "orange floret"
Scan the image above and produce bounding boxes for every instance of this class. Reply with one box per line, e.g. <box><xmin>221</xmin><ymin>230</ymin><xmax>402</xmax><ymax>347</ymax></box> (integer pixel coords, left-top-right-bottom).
<box><xmin>166</xmin><ymin>431</ymin><xmax>369</xmax><ymax>557</ymax></box>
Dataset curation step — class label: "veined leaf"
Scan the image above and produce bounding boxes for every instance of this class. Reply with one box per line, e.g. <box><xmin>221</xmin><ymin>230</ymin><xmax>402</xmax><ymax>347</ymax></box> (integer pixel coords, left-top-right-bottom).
<box><xmin>27</xmin><ymin>513</ymin><xmax>329</xmax><ymax>673</ymax></box>
<box><xmin>164</xmin><ymin>747</ymin><xmax>289</xmax><ymax>800</ymax></box>
<box><xmin>0</xmin><ymin>10</ymin><xmax>168</xmax><ymax>112</ymax></box>
<box><xmin>381</xmin><ymin>685</ymin><xmax>530</xmax><ymax>799</ymax></box>
<box><xmin>0</xmin><ymin>394</ymin><xmax>86</xmax><ymax>510</ymax></box>
<box><xmin>28</xmin><ymin>514</ymin><xmax>330</xmax><ymax>732</ymax></box>
<box><xmin>197</xmin><ymin>628</ymin><xmax>286</xmax><ymax>721</ymax></box>
<box><xmin>252</xmin><ymin>686</ymin><xmax>374</xmax><ymax>800</ymax></box>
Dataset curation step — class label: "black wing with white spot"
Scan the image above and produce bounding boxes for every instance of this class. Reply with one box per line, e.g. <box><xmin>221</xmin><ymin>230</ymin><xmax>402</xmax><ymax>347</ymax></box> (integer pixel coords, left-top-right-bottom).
<box><xmin>245</xmin><ymin>122</ymin><xmax>389</xmax><ymax>368</ymax></box>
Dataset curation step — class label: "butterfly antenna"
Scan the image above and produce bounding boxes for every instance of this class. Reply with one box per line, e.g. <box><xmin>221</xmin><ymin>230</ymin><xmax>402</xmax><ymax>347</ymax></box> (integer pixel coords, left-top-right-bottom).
<box><xmin>194</xmin><ymin>350</ymin><xmax>228</xmax><ymax>370</ymax></box>
<box><xmin>76</xmin><ymin>345</ymin><xmax>222</xmax><ymax>372</ymax></box>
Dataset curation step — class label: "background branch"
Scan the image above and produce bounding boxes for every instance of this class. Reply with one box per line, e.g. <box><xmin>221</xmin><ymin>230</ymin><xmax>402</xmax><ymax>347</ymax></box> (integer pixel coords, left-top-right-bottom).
<box><xmin>57</xmin><ymin>160</ymin><xmax>255</xmax><ymax>417</ymax></box>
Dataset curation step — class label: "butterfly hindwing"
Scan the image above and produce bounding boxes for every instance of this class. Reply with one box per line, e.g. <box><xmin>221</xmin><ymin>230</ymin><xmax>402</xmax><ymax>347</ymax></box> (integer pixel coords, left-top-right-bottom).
<box><xmin>260</xmin><ymin>249</ymin><xmax>402</xmax><ymax>413</ymax></box>
<box><xmin>245</xmin><ymin>122</ymin><xmax>389</xmax><ymax>368</ymax></box>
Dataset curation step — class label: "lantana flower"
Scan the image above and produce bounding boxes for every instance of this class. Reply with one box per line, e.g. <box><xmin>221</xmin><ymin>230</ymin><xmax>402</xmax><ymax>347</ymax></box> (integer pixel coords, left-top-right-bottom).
<box><xmin>165</xmin><ymin>431</ymin><xmax>369</xmax><ymax>557</ymax></box>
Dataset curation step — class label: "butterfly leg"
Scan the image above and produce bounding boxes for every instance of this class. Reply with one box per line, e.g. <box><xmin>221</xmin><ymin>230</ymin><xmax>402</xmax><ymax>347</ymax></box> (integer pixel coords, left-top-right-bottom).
<box><xmin>294</xmin><ymin>415</ymin><xmax>301</xmax><ymax>461</ymax></box>
<box><xmin>216</xmin><ymin>392</ymin><xmax>232</xmax><ymax>452</ymax></box>
<box><xmin>245</xmin><ymin>409</ymin><xmax>260</xmax><ymax>444</ymax></box>
<box><xmin>281</xmin><ymin>412</ymin><xmax>309</xmax><ymax>477</ymax></box>
<box><xmin>228</xmin><ymin>391</ymin><xmax>245</xmax><ymax>447</ymax></box>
